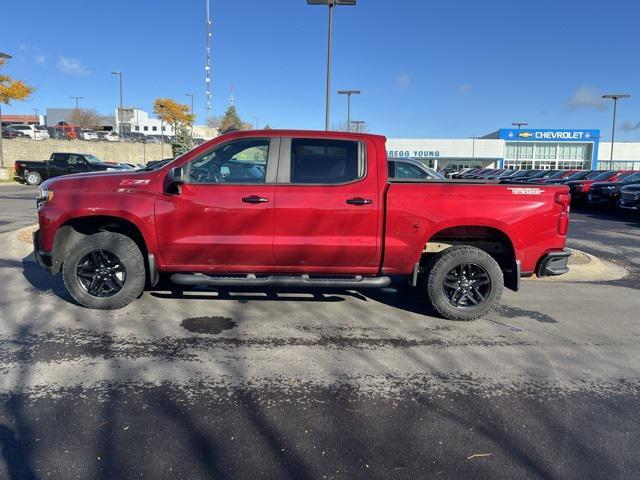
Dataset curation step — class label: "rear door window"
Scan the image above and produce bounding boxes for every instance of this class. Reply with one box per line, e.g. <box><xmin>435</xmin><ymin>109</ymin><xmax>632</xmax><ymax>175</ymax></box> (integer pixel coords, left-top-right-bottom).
<box><xmin>290</xmin><ymin>139</ymin><xmax>362</xmax><ymax>184</ymax></box>
<box><xmin>394</xmin><ymin>162</ymin><xmax>428</xmax><ymax>179</ymax></box>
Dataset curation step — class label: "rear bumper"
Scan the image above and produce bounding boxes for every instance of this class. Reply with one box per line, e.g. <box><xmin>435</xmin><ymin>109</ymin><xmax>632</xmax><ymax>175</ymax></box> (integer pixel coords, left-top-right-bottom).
<box><xmin>537</xmin><ymin>248</ymin><xmax>571</xmax><ymax>276</ymax></box>
<box><xmin>32</xmin><ymin>230</ymin><xmax>54</xmax><ymax>274</ymax></box>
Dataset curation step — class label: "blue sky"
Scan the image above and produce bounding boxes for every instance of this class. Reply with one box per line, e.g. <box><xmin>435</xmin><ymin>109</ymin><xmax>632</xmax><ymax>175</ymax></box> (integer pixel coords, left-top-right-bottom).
<box><xmin>3</xmin><ymin>0</ymin><xmax>639</xmax><ymax>140</ymax></box>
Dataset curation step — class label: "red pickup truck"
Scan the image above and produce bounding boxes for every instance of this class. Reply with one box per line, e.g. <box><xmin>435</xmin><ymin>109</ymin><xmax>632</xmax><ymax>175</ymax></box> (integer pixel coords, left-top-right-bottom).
<box><xmin>33</xmin><ymin>130</ymin><xmax>571</xmax><ymax>320</ymax></box>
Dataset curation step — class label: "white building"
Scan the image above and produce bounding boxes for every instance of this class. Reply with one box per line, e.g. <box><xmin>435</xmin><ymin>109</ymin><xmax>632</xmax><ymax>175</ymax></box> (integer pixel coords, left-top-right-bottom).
<box><xmin>115</xmin><ymin>108</ymin><xmax>218</xmax><ymax>140</ymax></box>
<box><xmin>117</xmin><ymin>108</ymin><xmax>175</xmax><ymax>137</ymax></box>
<box><xmin>388</xmin><ymin>128</ymin><xmax>640</xmax><ymax>171</ymax></box>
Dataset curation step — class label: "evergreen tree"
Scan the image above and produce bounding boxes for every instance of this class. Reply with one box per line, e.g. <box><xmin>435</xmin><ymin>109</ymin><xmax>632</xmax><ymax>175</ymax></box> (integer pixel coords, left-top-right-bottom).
<box><xmin>172</xmin><ymin>125</ymin><xmax>194</xmax><ymax>157</ymax></box>
<box><xmin>219</xmin><ymin>105</ymin><xmax>244</xmax><ymax>133</ymax></box>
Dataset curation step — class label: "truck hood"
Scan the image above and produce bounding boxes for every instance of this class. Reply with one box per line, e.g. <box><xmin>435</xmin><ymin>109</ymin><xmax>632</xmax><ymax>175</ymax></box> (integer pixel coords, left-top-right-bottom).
<box><xmin>42</xmin><ymin>169</ymin><xmax>157</xmax><ymax>191</ymax></box>
<box><xmin>622</xmin><ymin>184</ymin><xmax>640</xmax><ymax>193</ymax></box>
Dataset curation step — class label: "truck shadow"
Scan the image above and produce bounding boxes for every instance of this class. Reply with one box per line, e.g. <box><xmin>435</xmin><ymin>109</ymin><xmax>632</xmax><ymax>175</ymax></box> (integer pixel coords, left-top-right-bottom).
<box><xmin>149</xmin><ymin>277</ymin><xmax>438</xmax><ymax>317</ymax></box>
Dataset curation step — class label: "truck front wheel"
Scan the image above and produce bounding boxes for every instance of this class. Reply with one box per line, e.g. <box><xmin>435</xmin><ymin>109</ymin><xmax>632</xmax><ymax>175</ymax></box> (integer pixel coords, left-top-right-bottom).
<box><xmin>62</xmin><ymin>232</ymin><xmax>146</xmax><ymax>309</ymax></box>
<box><xmin>425</xmin><ymin>246</ymin><xmax>503</xmax><ymax>321</ymax></box>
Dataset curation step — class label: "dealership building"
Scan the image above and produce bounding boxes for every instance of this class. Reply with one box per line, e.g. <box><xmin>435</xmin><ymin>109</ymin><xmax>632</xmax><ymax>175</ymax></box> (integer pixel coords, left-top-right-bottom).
<box><xmin>387</xmin><ymin>128</ymin><xmax>640</xmax><ymax>171</ymax></box>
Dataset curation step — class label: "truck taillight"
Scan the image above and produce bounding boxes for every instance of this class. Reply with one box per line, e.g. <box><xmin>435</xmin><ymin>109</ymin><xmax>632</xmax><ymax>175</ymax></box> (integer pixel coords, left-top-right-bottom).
<box><xmin>555</xmin><ymin>191</ymin><xmax>570</xmax><ymax>235</ymax></box>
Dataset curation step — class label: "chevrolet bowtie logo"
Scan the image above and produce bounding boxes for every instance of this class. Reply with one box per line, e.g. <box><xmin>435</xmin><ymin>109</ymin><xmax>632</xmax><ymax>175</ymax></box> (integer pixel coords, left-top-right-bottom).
<box><xmin>518</xmin><ymin>132</ymin><xmax>533</xmax><ymax>138</ymax></box>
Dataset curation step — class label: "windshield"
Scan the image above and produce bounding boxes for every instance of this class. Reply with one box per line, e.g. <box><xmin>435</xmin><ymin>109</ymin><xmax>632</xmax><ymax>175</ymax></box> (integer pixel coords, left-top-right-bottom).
<box><xmin>617</xmin><ymin>172</ymin><xmax>635</xmax><ymax>180</ymax></box>
<box><xmin>592</xmin><ymin>171</ymin><xmax>615</xmax><ymax>181</ymax></box>
<box><xmin>623</xmin><ymin>172</ymin><xmax>640</xmax><ymax>182</ymax></box>
<box><xmin>84</xmin><ymin>154</ymin><xmax>103</xmax><ymax>165</ymax></box>
<box><xmin>564</xmin><ymin>171</ymin><xmax>591</xmax><ymax>181</ymax></box>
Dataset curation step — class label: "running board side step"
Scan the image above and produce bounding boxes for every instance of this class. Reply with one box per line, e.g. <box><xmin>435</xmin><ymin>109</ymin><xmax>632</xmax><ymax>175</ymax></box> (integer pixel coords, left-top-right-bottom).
<box><xmin>170</xmin><ymin>273</ymin><xmax>391</xmax><ymax>289</ymax></box>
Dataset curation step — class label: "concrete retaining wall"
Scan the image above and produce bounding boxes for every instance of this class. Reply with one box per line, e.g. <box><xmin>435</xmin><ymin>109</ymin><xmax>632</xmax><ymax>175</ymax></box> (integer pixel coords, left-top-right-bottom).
<box><xmin>1</xmin><ymin>138</ymin><xmax>169</xmax><ymax>165</ymax></box>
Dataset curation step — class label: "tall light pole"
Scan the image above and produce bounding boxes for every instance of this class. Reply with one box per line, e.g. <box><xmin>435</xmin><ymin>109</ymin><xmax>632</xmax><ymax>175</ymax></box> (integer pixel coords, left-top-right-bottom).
<box><xmin>602</xmin><ymin>94</ymin><xmax>631</xmax><ymax>163</ymax></box>
<box><xmin>306</xmin><ymin>0</ymin><xmax>357</xmax><ymax>130</ymax></box>
<box><xmin>337</xmin><ymin>89</ymin><xmax>360</xmax><ymax>131</ymax></box>
<box><xmin>185</xmin><ymin>92</ymin><xmax>194</xmax><ymax>137</ymax></box>
<box><xmin>512</xmin><ymin>122</ymin><xmax>528</xmax><ymax>167</ymax></box>
<box><xmin>0</xmin><ymin>53</ymin><xmax>13</xmax><ymax>168</ymax></box>
<box><xmin>32</xmin><ymin>108</ymin><xmax>39</xmax><ymax>144</ymax></box>
<box><xmin>70</xmin><ymin>96</ymin><xmax>83</xmax><ymax>111</ymax></box>
<box><xmin>205</xmin><ymin>0</ymin><xmax>212</xmax><ymax>121</ymax></box>
<box><xmin>111</xmin><ymin>71</ymin><xmax>123</xmax><ymax>140</ymax></box>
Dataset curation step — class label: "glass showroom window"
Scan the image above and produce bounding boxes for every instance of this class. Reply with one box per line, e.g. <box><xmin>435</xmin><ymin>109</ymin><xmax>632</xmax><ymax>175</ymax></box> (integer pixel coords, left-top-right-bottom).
<box><xmin>559</xmin><ymin>144</ymin><xmax>588</xmax><ymax>160</ymax></box>
<box><xmin>535</xmin><ymin>143</ymin><xmax>557</xmax><ymax>159</ymax></box>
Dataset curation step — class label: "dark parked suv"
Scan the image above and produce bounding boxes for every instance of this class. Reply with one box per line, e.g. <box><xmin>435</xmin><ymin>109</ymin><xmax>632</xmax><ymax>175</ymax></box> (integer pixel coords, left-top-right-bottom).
<box><xmin>618</xmin><ymin>184</ymin><xmax>640</xmax><ymax>211</ymax></box>
<box><xmin>587</xmin><ymin>172</ymin><xmax>640</xmax><ymax>208</ymax></box>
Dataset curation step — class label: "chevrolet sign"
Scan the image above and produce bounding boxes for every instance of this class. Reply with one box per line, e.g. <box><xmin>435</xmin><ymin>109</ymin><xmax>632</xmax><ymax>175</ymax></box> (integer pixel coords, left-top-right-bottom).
<box><xmin>500</xmin><ymin>128</ymin><xmax>600</xmax><ymax>142</ymax></box>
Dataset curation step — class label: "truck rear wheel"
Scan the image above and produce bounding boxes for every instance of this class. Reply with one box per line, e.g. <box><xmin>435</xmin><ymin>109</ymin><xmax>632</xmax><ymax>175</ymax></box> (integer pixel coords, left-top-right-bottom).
<box><xmin>62</xmin><ymin>232</ymin><xmax>145</xmax><ymax>309</ymax></box>
<box><xmin>425</xmin><ymin>246</ymin><xmax>503</xmax><ymax>321</ymax></box>
<box><xmin>25</xmin><ymin>171</ymin><xmax>43</xmax><ymax>186</ymax></box>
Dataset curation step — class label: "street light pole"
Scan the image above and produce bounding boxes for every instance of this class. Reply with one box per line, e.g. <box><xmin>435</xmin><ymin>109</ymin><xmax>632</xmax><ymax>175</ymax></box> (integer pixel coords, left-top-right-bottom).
<box><xmin>32</xmin><ymin>108</ymin><xmax>39</xmax><ymax>144</ymax></box>
<box><xmin>0</xmin><ymin>52</ymin><xmax>13</xmax><ymax>168</ymax></box>
<box><xmin>602</xmin><ymin>94</ymin><xmax>631</xmax><ymax>163</ymax></box>
<box><xmin>111</xmin><ymin>71</ymin><xmax>123</xmax><ymax>140</ymax></box>
<box><xmin>512</xmin><ymin>122</ymin><xmax>528</xmax><ymax>168</ymax></box>
<box><xmin>337</xmin><ymin>90</ymin><xmax>360</xmax><ymax>131</ymax></box>
<box><xmin>351</xmin><ymin>120</ymin><xmax>365</xmax><ymax>133</ymax></box>
<box><xmin>70</xmin><ymin>96</ymin><xmax>83</xmax><ymax>110</ymax></box>
<box><xmin>185</xmin><ymin>93</ymin><xmax>194</xmax><ymax>137</ymax></box>
<box><xmin>306</xmin><ymin>0</ymin><xmax>357</xmax><ymax>130</ymax></box>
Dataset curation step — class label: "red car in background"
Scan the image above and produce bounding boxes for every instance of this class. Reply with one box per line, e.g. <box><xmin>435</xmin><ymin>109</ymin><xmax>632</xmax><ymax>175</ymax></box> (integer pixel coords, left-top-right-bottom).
<box><xmin>566</xmin><ymin>171</ymin><xmax>635</xmax><ymax>203</ymax></box>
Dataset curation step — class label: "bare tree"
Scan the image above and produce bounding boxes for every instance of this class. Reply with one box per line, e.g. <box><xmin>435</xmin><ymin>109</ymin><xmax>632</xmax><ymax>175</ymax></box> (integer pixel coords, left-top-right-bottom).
<box><xmin>206</xmin><ymin>115</ymin><xmax>223</xmax><ymax>129</ymax></box>
<box><xmin>331</xmin><ymin>120</ymin><xmax>369</xmax><ymax>133</ymax></box>
<box><xmin>69</xmin><ymin>108</ymin><xmax>102</xmax><ymax>129</ymax></box>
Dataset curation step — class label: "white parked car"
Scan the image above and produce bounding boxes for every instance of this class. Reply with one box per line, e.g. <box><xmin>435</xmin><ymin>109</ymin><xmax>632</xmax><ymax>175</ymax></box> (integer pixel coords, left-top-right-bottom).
<box><xmin>8</xmin><ymin>124</ymin><xmax>49</xmax><ymax>140</ymax></box>
<box><xmin>96</xmin><ymin>131</ymin><xmax>119</xmax><ymax>142</ymax></box>
<box><xmin>79</xmin><ymin>129</ymin><xmax>99</xmax><ymax>141</ymax></box>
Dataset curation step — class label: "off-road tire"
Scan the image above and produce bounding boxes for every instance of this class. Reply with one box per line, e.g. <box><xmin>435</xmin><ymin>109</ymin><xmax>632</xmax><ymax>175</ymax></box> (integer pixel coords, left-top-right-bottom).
<box><xmin>25</xmin><ymin>171</ymin><xmax>43</xmax><ymax>186</ymax></box>
<box><xmin>425</xmin><ymin>246</ymin><xmax>503</xmax><ymax>321</ymax></box>
<box><xmin>62</xmin><ymin>232</ymin><xmax>145</xmax><ymax>309</ymax></box>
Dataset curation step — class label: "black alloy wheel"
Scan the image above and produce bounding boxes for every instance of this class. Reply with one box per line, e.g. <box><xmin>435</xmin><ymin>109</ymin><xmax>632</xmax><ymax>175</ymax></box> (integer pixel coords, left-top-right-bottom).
<box><xmin>76</xmin><ymin>250</ymin><xmax>127</xmax><ymax>298</ymax></box>
<box><xmin>441</xmin><ymin>263</ymin><xmax>492</xmax><ymax>309</ymax></box>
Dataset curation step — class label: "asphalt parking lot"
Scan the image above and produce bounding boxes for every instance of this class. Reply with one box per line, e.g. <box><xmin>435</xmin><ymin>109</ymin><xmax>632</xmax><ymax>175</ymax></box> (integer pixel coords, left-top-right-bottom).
<box><xmin>0</xmin><ymin>183</ymin><xmax>639</xmax><ymax>479</ymax></box>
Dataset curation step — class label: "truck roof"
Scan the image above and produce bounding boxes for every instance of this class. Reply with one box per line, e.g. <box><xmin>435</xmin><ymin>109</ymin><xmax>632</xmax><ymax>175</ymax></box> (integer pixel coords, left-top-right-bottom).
<box><xmin>215</xmin><ymin>129</ymin><xmax>387</xmax><ymax>143</ymax></box>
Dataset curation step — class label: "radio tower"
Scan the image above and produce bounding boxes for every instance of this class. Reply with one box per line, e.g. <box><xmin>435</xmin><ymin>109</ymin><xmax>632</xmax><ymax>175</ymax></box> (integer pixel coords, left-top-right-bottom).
<box><xmin>205</xmin><ymin>0</ymin><xmax>212</xmax><ymax>121</ymax></box>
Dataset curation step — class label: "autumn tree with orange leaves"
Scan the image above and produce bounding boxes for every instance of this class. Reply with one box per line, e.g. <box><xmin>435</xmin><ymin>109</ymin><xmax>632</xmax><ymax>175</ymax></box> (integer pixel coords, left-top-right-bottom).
<box><xmin>0</xmin><ymin>58</ymin><xmax>35</xmax><ymax>167</ymax></box>
<box><xmin>153</xmin><ymin>98</ymin><xmax>195</xmax><ymax>132</ymax></box>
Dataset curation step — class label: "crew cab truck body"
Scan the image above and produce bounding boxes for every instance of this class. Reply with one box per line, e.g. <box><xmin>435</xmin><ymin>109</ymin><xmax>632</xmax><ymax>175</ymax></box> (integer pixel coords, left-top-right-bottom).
<box><xmin>33</xmin><ymin>130</ymin><xmax>571</xmax><ymax>320</ymax></box>
<box><xmin>15</xmin><ymin>152</ymin><xmax>128</xmax><ymax>186</ymax></box>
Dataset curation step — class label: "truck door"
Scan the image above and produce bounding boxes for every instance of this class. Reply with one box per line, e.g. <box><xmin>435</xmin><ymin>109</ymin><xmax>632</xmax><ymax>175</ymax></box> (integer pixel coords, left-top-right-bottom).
<box><xmin>155</xmin><ymin>137</ymin><xmax>278</xmax><ymax>272</ymax></box>
<box><xmin>272</xmin><ymin>137</ymin><xmax>382</xmax><ymax>274</ymax></box>
<box><xmin>48</xmin><ymin>153</ymin><xmax>72</xmax><ymax>178</ymax></box>
<box><xmin>67</xmin><ymin>154</ymin><xmax>91</xmax><ymax>174</ymax></box>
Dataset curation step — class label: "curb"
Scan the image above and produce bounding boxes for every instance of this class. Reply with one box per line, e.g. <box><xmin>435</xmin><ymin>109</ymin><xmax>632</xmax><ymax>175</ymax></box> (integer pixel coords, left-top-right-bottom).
<box><xmin>0</xmin><ymin>224</ymin><xmax>38</xmax><ymax>260</ymax></box>
<box><xmin>530</xmin><ymin>248</ymin><xmax>628</xmax><ymax>283</ymax></box>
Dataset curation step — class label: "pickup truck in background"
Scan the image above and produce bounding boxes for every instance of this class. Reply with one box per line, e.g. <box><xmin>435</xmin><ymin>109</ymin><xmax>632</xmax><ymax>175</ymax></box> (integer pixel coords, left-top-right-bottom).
<box><xmin>33</xmin><ymin>130</ymin><xmax>571</xmax><ymax>320</ymax></box>
<box><xmin>14</xmin><ymin>152</ymin><xmax>130</xmax><ymax>186</ymax></box>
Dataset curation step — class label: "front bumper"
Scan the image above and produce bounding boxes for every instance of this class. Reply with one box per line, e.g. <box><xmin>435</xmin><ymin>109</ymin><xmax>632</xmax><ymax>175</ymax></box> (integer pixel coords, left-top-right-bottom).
<box><xmin>537</xmin><ymin>248</ymin><xmax>571</xmax><ymax>276</ymax></box>
<box><xmin>32</xmin><ymin>229</ymin><xmax>54</xmax><ymax>274</ymax></box>
<box><xmin>586</xmin><ymin>193</ymin><xmax>612</xmax><ymax>205</ymax></box>
<box><xmin>618</xmin><ymin>201</ymin><xmax>639</xmax><ymax>210</ymax></box>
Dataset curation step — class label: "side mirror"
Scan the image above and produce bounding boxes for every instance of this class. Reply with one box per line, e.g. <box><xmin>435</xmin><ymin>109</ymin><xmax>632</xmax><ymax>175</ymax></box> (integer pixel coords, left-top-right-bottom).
<box><xmin>169</xmin><ymin>166</ymin><xmax>184</xmax><ymax>184</ymax></box>
<box><xmin>167</xmin><ymin>166</ymin><xmax>185</xmax><ymax>194</ymax></box>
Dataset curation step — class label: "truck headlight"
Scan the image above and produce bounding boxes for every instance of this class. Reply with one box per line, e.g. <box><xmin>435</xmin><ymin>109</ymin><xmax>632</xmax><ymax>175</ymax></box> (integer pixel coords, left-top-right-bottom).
<box><xmin>37</xmin><ymin>188</ymin><xmax>54</xmax><ymax>206</ymax></box>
